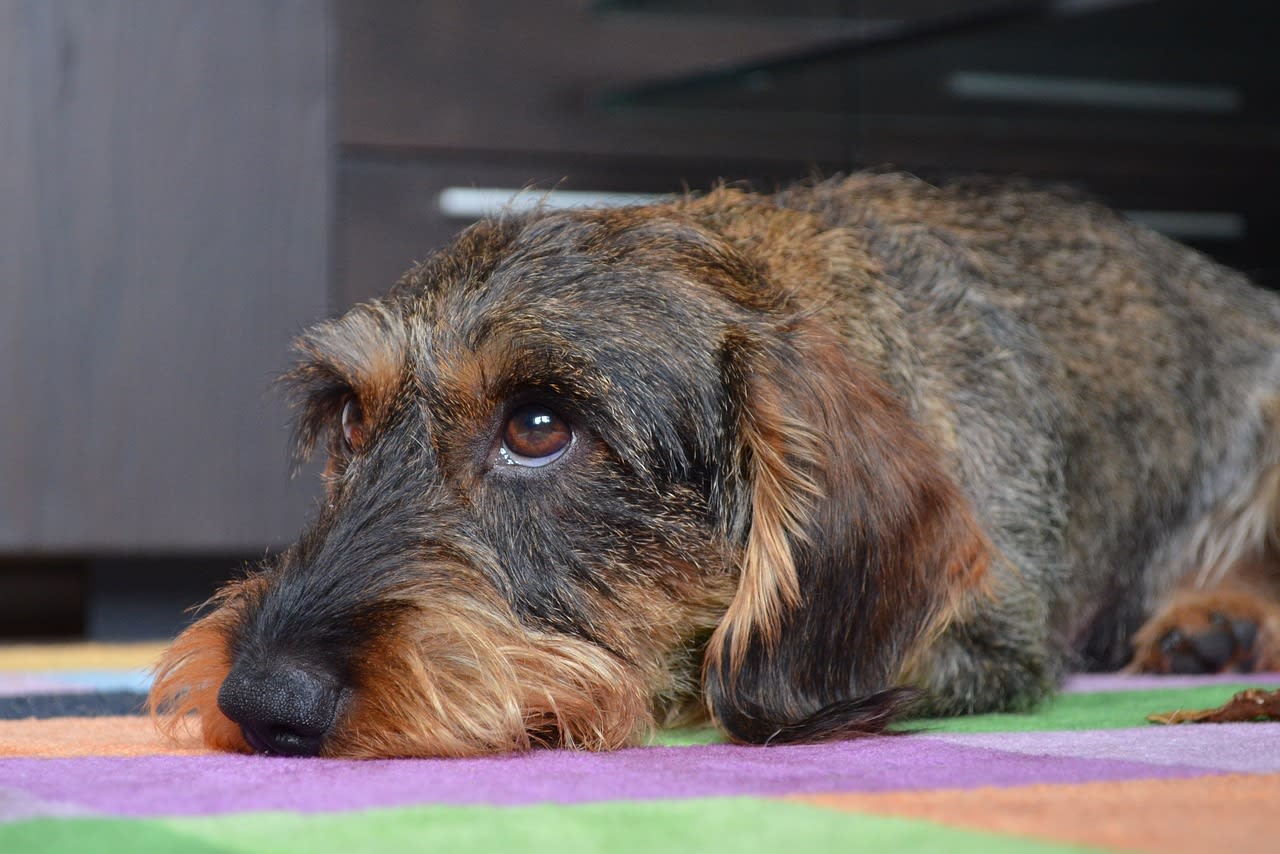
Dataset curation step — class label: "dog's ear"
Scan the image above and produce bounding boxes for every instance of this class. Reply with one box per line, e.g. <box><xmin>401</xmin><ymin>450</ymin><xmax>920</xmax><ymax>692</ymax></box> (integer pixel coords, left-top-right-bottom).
<box><xmin>704</xmin><ymin>321</ymin><xmax>991</xmax><ymax>742</ymax></box>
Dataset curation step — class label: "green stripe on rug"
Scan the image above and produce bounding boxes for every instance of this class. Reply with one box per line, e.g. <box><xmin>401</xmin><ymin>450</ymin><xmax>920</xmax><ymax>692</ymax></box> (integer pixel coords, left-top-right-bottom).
<box><xmin>653</xmin><ymin>683</ymin><xmax>1265</xmax><ymax>743</ymax></box>
<box><xmin>2</xmin><ymin>798</ymin><xmax>1108</xmax><ymax>854</ymax></box>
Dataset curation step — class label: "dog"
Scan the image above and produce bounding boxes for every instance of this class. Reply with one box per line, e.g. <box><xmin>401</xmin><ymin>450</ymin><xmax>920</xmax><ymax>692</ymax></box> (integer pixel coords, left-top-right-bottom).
<box><xmin>151</xmin><ymin>173</ymin><xmax>1280</xmax><ymax>757</ymax></box>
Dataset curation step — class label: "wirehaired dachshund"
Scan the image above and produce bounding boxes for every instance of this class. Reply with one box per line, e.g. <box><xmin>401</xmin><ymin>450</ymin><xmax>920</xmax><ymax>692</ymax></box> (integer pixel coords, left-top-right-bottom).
<box><xmin>152</xmin><ymin>173</ymin><xmax>1280</xmax><ymax>756</ymax></box>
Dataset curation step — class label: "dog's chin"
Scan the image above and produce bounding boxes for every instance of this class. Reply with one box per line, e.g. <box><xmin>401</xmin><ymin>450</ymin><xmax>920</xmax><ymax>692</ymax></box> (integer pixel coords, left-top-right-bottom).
<box><xmin>320</xmin><ymin>593</ymin><xmax>654</xmax><ymax>758</ymax></box>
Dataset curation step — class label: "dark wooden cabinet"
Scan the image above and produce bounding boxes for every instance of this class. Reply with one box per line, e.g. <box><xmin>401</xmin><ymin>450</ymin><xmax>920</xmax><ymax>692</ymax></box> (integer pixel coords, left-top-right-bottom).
<box><xmin>0</xmin><ymin>1</ymin><xmax>332</xmax><ymax>553</ymax></box>
<box><xmin>336</xmin><ymin>0</ymin><xmax>1280</xmax><ymax>299</ymax></box>
<box><xmin>337</xmin><ymin>0</ymin><xmax>847</xmax><ymax>163</ymax></box>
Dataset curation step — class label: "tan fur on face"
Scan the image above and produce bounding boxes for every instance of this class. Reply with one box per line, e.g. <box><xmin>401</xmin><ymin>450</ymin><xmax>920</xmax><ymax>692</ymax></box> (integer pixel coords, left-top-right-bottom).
<box><xmin>149</xmin><ymin>578</ymin><xmax>268</xmax><ymax>754</ymax></box>
<box><xmin>296</xmin><ymin>304</ymin><xmax>409</xmax><ymax>403</ymax></box>
<box><xmin>327</xmin><ymin>574</ymin><xmax>652</xmax><ymax>757</ymax></box>
<box><xmin>289</xmin><ymin>303</ymin><xmax>413</xmax><ymax>471</ymax></box>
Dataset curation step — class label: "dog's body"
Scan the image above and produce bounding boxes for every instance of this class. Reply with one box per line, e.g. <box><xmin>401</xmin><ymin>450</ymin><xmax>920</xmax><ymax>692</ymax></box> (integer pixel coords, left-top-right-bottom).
<box><xmin>153</xmin><ymin>173</ymin><xmax>1280</xmax><ymax>757</ymax></box>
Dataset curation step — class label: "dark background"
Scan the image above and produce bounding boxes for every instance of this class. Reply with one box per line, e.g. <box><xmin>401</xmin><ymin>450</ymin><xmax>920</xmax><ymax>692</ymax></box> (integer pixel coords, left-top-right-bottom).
<box><xmin>3</xmin><ymin>0</ymin><xmax>1277</xmax><ymax>640</ymax></box>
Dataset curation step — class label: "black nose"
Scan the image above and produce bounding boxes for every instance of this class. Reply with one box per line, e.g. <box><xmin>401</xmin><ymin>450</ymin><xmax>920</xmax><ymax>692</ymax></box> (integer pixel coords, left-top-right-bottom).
<box><xmin>217</xmin><ymin>664</ymin><xmax>343</xmax><ymax>756</ymax></box>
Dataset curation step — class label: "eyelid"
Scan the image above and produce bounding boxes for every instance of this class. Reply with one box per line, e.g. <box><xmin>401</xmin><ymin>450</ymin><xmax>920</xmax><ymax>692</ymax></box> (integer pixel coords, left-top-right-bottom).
<box><xmin>497</xmin><ymin>437</ymin><xmax>572</xmax><ymax>468</ymax></box>
<box><xmin>338</xmin><ymin>391</ymin><xmax>369</xmax><ymax>454</ymax></box>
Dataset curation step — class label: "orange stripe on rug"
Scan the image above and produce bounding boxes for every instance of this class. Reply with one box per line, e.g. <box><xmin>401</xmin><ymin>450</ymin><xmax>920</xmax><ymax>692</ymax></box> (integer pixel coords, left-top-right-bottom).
<box><xmin>793</xmin><ymin>773</ymin><xmax>1280</xmax><ymax>854</ymax></box>
<box><xmin>0</xmin><ymin>715</ymin><xmax>211</xmax><ymax>757</ymax></box>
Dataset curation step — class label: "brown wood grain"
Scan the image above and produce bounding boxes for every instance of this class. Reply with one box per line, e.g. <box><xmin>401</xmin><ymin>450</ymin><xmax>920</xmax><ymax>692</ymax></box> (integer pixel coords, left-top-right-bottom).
<box><xmin>337</xmin><ymin>0</ymin><xmax>849</xmax><ymax>162</ymax></box>
<box><xmin>0</xmin><ymin>1</ymin><xmax>333</xmax><ymax>551</ymax></box>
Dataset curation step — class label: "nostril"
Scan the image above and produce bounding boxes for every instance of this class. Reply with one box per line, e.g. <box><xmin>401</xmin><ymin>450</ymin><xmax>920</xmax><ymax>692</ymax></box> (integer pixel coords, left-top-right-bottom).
<box><xmin>217</xmin><ymin>664</ymin><xmax>342</xmax><ymax>757</ymax></box>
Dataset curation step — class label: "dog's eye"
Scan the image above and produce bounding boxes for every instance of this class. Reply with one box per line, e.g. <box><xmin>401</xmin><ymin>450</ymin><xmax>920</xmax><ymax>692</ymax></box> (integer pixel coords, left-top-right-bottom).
<box><xmin>341</xmin><ymin>395</ymin><xmax>367</xmax><ymax>453</ymax></box>
<box><xmin>500</xmin><ymin>405</ymin><xmax>571</xmax><ymax>467</ymax></box>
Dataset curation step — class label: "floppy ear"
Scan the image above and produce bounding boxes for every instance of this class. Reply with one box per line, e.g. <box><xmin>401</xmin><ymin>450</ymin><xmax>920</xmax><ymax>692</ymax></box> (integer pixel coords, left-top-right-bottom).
<box><xmin>704</xmin><ymin>322</ymin><xmax>991</xmax><ymax>742</ymax></box>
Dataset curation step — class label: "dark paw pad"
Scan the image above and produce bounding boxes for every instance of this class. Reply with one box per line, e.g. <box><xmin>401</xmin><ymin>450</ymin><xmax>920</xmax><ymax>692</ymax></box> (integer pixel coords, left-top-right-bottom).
<box><xmin>1158</xmin><ymin>613</ymin><xmax>1260</xmax><ymax>674</ymax></box>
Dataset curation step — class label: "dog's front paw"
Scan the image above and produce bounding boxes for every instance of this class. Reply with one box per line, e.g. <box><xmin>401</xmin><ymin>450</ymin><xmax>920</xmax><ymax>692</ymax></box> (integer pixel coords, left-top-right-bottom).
<box><xmin>1130</xmin><ymin>589</ymin><xmax>1280</xmax><ymax>674</ymax></box>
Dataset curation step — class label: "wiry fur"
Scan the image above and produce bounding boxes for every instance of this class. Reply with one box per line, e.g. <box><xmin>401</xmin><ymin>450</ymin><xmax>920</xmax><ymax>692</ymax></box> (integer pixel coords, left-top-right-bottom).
<box><xmin>152</xmin><ymin>173</ymin><xmax>1280</xmax><ymax>757</ymax></box>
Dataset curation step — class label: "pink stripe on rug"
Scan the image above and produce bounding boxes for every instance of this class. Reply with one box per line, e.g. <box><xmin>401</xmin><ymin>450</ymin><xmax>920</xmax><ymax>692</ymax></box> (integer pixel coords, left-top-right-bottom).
<box><xmin>1064</xmin><ymin>672</ymin><xmax>1280</xmax><ymax>692</ymax></box>
<box><xmin>0</xmin><ymin>738</ymin><xmax>1219</xmax><ymax>819</ymax></box>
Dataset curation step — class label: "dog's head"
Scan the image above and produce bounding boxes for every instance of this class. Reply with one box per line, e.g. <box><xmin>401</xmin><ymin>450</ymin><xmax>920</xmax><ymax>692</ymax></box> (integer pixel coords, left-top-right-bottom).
<box><xmin>151</xmin><ymin>190</ymin><xmax>990</xmax><ymax>757</ymax></box>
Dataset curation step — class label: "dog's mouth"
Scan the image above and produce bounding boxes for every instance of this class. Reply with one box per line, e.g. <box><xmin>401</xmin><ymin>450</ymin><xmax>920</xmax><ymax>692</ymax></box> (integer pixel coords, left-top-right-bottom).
<box><xmin>238</xmin><ymin>719</ymin><xmax>327</xmax><ymax>757</ymax></box>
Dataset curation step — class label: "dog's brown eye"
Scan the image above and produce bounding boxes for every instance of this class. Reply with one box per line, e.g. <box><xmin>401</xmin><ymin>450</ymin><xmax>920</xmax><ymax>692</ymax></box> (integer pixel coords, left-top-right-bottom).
<box><xmin>500</xmin><ymin>405</ymin><xmax>571</xmax><ymax>467</ymax></box>
<box><xmin>341</xmin><ymin>396</ymin><xmax>367</xmax><ymax>453</ymax></box>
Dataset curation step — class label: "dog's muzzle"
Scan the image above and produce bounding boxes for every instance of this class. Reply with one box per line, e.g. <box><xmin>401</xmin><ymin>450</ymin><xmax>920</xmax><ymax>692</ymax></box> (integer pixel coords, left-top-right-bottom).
<box><xmin>216</xmin><ymin>663</ymin><xmax>343</xmax><ymax>757</ymax></box>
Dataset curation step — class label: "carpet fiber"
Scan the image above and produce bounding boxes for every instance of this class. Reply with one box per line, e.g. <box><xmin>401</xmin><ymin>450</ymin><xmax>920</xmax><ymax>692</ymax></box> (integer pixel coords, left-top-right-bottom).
<box><xmin>2</xmin><ymin>643</ymin><xmax>1278</xmax><ymax>852</ymax></box>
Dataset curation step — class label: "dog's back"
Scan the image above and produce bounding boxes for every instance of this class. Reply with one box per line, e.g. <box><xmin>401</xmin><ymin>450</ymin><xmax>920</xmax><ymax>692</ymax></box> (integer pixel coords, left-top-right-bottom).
<box><xmin>758</xmin><ymin>175</ymin><xmax>1280</xmax><ymax>693</ymax></box>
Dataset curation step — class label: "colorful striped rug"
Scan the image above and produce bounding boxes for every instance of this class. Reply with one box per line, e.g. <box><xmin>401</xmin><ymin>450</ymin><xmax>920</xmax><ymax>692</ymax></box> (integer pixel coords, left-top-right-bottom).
<box><xmin>2</xmin><ymin>643</ymin><xmax>1278</xmax><ymax>853</ymax></box>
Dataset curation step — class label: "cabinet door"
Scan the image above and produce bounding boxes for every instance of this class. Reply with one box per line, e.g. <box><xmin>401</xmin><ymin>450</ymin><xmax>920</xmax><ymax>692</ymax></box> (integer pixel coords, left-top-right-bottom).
<box><xmin>0</xmin><ymin>1</ymin><xmax>332</xmax><ymax>551</ymax></box>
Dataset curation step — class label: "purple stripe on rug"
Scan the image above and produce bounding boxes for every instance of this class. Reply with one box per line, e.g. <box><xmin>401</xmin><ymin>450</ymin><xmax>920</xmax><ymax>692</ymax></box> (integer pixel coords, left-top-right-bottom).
<box><xmin>0</xmin><ymin>739</ymin><xmax>1216</xmax><ymax>819</ymax></box>
<box><xmin>0</xmin><ymin>678</ymin><xmax>94</xmax><ymax>698</ymax></box>
<box><xmin>929</xmin><ymin>721</ymin><xmax>1280</xmax><ymax>773</ymax></box>
<box><xmin>1063</xmin><ymin>672</ymin><xmax>1280</xmax><ymax>693</ymax></box>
